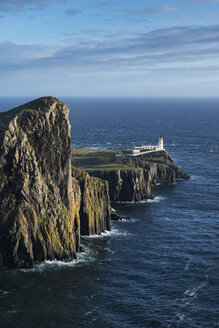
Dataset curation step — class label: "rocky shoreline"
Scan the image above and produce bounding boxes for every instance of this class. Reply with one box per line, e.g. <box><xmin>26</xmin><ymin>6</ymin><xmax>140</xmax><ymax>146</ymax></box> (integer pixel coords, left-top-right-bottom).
<box><xmin>74</xmin><ymin>147</ymin><xmax>190</xmax><ymax>202</ymax></box>
<box><xmin>0</xmin><ymin>97</ymin><xmax>190</xmax><ymax>269</ymax></box>
<box><xmin>0</xmin><ymin>97</ymin><xmax>111</xmax><ymax>268</ymax></box>
<box><xmin>88</xmin><ymin>160</ymin><xmax>190</xmax><ymax>202</ymax></box>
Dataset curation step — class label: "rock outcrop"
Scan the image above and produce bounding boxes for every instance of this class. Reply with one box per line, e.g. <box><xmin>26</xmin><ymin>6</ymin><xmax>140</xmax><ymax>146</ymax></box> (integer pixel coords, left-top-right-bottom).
<box><xmin>0</xmin><ymin>96</ymin><xmax>189</xmax><ymax>269</ymax></box>
<box><xmin>89</xmin><ymin>169</ymin><xmax>152</xmax><ymax>201</ymax></box>
<box><xmin>87</xmin><ymin>151</ymin><xmax>190</xmax><ymax>202</ymax></box>
<box><xmin>0</xmin><ymin>97</ymin><xmax>111</xmax><ymax>269</ymax></box>
<box><xmin>72</xmin><ymin>168</ymin><xmax>111</xmax><ymax>235</ymax></box>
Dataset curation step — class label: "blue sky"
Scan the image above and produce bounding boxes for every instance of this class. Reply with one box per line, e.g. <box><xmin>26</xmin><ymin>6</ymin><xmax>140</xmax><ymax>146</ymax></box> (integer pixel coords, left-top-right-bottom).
<box><xmin>1</xmin><ymin>0</ymin><xmax>219</xmax><ymax>97</ymax></box>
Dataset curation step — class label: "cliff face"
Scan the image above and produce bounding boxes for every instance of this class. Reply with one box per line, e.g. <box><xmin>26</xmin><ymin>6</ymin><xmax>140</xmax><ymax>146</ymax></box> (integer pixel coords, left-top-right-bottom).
<box><xmin>89</xmin><ymin>169</ymin><xmax>151</xmax><ymax>202</ymax></box>
<box><xmin>88</xmin><ymin>152</ymin><xmax>190</xmax><ymax>202</ymax></box>
<box><xmin>0</xmin><ymin>97</ymin><xmax>188</xmax><ymax>268</ymax></box>
<box><xmin>0</xmin><ymin>97</ymin><xmax>111</xmax><ymax>269</ymax></box>
<box><xmin>72</xmin><ymin>168</ymin><xmax>111</xmax><ymax>235</ymax></box>
<box><xmin>0</xmin><ymin>97</ymin><xmax>79</xmax><ymax>268</ymax></box>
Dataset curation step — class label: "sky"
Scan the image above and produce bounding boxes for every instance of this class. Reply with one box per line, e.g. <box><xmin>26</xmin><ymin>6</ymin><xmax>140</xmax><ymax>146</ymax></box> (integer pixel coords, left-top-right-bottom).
<box><xmin>0</xmin><ymin>0</ymin><xmax>219</xmax><ymax>97</ymax></box>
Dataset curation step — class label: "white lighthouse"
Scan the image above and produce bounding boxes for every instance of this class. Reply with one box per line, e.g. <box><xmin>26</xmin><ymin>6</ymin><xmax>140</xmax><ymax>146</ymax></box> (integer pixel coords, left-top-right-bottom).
<box><xmin>129</xmin><ymin>136</ymin><xmax>164</xmax><ymax>156</ymax></box>
<box><xmin>159</xmin><ymin>136</ymin><xmax>164</xmax><ymax>150</ymax></box>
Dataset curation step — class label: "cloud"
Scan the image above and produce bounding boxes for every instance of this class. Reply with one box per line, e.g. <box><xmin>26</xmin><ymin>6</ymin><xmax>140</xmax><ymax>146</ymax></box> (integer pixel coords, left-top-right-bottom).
<box><xmin>0</xmin><ymin>0</ymin><xmax>65</xmax><ymax>12</ymax></box>
<box><xmin>1</xmin><ymin>24</ymin><xmax>219</xmax><ymax>75</ymax></box>
<box><xmin>127</xmin><ymin>4</ymin><xmax>178</xmax><ymax>16</ymax></box>
<box><xmin>65</xmin><ymin>8</ymin><xmax>82</xmax><ymax>16</ymax></box>
<box><xmin>0</xmin><ymin>41</ymin><xmax>59</xmax><ymax>65</ymax></box>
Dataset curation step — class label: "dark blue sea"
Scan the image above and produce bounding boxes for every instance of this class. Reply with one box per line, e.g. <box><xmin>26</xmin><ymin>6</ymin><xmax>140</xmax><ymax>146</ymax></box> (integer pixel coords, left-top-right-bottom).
<box><xmin>0</xmin><ymin>97</ymin><xmax>218</xmax><ymax>328</ymax></box>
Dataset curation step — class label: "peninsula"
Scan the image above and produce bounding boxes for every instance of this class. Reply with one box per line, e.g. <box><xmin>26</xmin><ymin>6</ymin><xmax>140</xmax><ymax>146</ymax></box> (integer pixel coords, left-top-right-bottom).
<box><xmin>0</xmin><ymin>97</ymin><xmax>189</xmax><ymax>269</ymax></box>
<box><xmin>72</xmin><ymin>147</ymin><xmax>190</xmax><ymax>202</ymax></box>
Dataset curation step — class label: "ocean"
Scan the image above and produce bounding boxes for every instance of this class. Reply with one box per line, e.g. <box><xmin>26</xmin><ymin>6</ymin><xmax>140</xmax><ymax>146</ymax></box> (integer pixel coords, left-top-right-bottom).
<box><xmin>0</xmin><ymin>97</ymin><xmax>218</xmax><ymax>328</ymax></box>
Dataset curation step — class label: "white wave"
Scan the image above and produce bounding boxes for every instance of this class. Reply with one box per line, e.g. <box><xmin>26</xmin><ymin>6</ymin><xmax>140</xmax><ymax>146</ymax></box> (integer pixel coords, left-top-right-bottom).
<box><xmin>105</xmin><ymin>247</ymin><xmax>116</xmax><ymax>254</ymax></box>
<box><xmin>114</xmin><ymin>200</ymin><xmax>135</xmax><ymax>204</ymax></box>
<box><xmin>36</xmin><ymin>258</ymin><xmax>84</xmax><ymax>269</ymax></box>
<box><xmin>0</xmin><ymin>290</ymin><xmax>10</xmax><ymax>295</ymax></box>
<box><xmin>184</xmin><ymin>257</ymin><xmax>193</xmax><ymax>271</ymax></box>
<box><xmin>19</xmin><ymin>226</ymin><xmax>131</xmax><ymax>272</ymax></box>
<box><xmin>176</xmin><ymin>313</ymin><xmax>185</xmax><ymax>321</ymax></box>
<box><xmin>184</xmin><ymin>288</ymin><xmax>196</xmax><ymax>297</ymax></box>
<box><xmin>115</xmin><ymin>196</ymin><xmax>166</xmax><ymax>204</ymax></box>
<box><xmin>22</xmin><ymin>247</ymin><xmax>97</xmax><ymax>272</ymax></box>
<box><xmin>146</xmin><ymin>196</ymin><xmax>166</xmax><ymax>203</ymax></box>
<box><xmin>190</xmin><ymin>175</ymin><xmax>199</xmax><ymax>180</ymax></box>
<box><xmin>25</xmin><ymin>259</ymin><xmax>78</xmax><ymax>272</ymax></box>
<box><xmin>183</xmin><ymin>282</ymin><xmax>207</xmax><ymax>299</ymax></box>
<box><xmin>35</xmin><ymin>255</ymin><xmax>96</xmax><ymax>271</ymax></box>
<box><xmin>119</xmin><ymin>218</ymin><xmax>139</xmax><ymax>223</ymax></box>
<box><xmin>82</xmin><ymin>227</ymin><xmax>130</xmax><ymax>239</ymax></box>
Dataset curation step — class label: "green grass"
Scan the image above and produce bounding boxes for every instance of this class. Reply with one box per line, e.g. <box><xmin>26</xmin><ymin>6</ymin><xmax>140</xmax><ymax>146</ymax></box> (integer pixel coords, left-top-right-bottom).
<box><xmin>0</xmin><ymin>96</ymin><xmax>64</xmax><ymax>128</ymax></box>
<box><xmin>71</xmin><ymin>148</ymin><xmax>129</xmax><ymax>170</ymax></box>
<box><xmin>71</xmin><ymin>148</ymin><xmax>169</xmax><ymax>171</ymax></box>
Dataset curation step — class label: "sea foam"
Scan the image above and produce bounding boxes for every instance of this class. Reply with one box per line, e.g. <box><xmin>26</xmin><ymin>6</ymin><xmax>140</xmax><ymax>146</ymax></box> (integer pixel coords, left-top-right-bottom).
<box><xmin>115</xmin><ymin>196</ymin><xmax>166</xmax><ymax>204</ymax></box>
<box><xmin>82</xmin><ymin>227</ymin><xmax>131</xmax><ymax>239</ymax></box>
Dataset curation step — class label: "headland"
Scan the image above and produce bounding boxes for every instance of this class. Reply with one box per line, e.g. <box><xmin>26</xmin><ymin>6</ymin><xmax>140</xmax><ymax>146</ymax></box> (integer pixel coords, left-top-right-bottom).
<box><xmin>0</xmin><ymin>97</ymin><xmax>190</xmax><ymax>269</ymax></box>
<box><xmin>72</xmin><ymin>147</ymin><xmax>190</xmax><ymax>202</ymax></box>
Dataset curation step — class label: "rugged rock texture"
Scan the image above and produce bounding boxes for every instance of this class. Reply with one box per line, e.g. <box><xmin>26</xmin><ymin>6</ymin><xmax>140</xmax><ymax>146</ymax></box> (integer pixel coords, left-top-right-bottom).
<box><xmin>0</xmin><ymin>97</ymin><xmax>111</xmax><ymax>269</ymax></box>
<box><xmin>88</xmin><ymin>151</ymin><xmax>190</xmax><ymax>202</ymax></box>
<box><xmin>0</xmin><ymin>96</ymin><xmax>189</xmax><ymax>268</ymax></box>
<box><xmin>89</xmin><ymin>169</ymin><xmax>152</xmax><ymax>201</ymax></box>
<box><xmin>0</xmin><ymin>97</ymin><xmax>79</xmax><ymax>268</ymax></box>
<box><xmin>72</xmin><ymin>167</ymin><xmax>111</xmax><ymax>235</ymax></box>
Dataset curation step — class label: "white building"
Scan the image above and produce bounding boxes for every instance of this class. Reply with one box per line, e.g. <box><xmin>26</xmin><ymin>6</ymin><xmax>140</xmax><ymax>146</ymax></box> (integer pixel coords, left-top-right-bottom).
<box><xmin>132</xmin><ymin>136</ymin><xmax>164</xmax><ymax>154</ymax></box>
<box><xmin>157</xmin><ymin>136</ymin><xmax>164</xmax><ymax>150</ymax></box>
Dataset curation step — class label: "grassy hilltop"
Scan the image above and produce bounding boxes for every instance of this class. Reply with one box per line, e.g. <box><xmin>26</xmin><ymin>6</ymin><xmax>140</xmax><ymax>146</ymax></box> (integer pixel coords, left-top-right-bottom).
<box><xmin>71</xmin><ymin>148</ymin><xmax>171</xmax><ymax>171</ymax></box>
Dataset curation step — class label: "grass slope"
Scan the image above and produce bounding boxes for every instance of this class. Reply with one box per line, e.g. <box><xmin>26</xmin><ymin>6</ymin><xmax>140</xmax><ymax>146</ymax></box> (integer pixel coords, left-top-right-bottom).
<box><xmin>0</xmin><ymin>97</ymin><xmax>63</xmax><ymax>127</ymax></box>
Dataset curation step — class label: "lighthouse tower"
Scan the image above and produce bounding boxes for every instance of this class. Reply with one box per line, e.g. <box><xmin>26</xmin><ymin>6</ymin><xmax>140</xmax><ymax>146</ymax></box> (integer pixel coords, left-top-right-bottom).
<box><xmin>159</xmin><ymin>136</ymin><xmax>164</xmax><ymax>149</ymax></box>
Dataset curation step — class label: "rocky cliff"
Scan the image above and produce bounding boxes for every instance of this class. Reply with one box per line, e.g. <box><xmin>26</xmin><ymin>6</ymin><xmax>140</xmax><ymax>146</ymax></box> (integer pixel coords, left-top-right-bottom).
<box><xmin>0</xmin><ymin>97</ymin><xmax>111</xmax><ymax>269</ymax></box>
<box><xmin>84</xmin><ymin>151</ymin><xmax>190</xmax><ymax>202</ymax></box>
<box><xmin>72</xmin><ymin>167</ymin><xmax>111</xmax><ymax>235</ymax></box>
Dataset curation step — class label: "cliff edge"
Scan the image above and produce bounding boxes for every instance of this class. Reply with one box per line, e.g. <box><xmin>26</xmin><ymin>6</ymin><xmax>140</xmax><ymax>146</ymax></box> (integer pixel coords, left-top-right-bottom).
<box><xmin>72</xmin><ymin>149</ymin><xmax>190</xmax><ymax>202</ymax></box>
<box><xmin>0</xmin><ymin>97</ymin><xmax>111</xmax><ymax>268</ymax></box>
